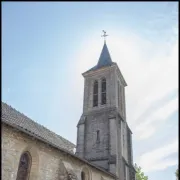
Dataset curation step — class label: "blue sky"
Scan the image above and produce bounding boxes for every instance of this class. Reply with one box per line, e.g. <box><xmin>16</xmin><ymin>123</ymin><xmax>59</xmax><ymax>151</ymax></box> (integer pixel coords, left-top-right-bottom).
<box><xmin>2</xmin><ymin>2</ymin><xmax>178</xmax><ymax>180</ymax></box>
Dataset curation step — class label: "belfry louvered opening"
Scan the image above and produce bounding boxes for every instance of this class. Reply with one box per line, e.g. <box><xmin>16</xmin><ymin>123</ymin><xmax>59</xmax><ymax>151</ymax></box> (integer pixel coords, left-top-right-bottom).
<box><xmin>101</xmin><ymin>78</ymin><xmax>106</xmax><ymax>105</ymax></box>
<box><xmin>93</xmin><ymin>80</ymin><xmax>98</xmax><ymax>107</ymax></box>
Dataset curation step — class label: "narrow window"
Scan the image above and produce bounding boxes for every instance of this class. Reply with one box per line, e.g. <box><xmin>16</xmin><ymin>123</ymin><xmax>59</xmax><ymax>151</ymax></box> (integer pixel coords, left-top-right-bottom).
<box><xmin>101</xmin><ymin>78</ymin><xmax>106</xmax><ymax>105</ymax></box>
<box><xmin>93</xmin><ymin>80</ymin><xmax>98</xmax><ymax>107</ymax></box>
<box><xmin>16</xmin><ymin>152</ymin><xmax>31</xmax><ymax>180</ymax></box>
<box><xmin>96</xmin><ymin>130</ymin><xmax>100</xmax><ymax>142</ymax></box>
<box><xmin>124</xmin><ymin>164</ymin><xmax>127</xmax><ymax>180</ymax></box>
<box><xmin>81</xmin><ymin>171</ymin><xmax>85</xmax><ymax>180</ymax></box>
<box><xmin>118</xmin><ymin>81</ymin><xmax>123</xmax><ymax>112</ymax></box>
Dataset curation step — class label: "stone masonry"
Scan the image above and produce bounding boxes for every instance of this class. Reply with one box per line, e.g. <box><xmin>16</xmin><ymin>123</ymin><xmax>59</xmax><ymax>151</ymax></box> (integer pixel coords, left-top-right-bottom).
<box><xmin>2</xmin><ymin>123</ymin><xmax>116</xmax><ymax>180</ymax></box>
<box><xmin>76</xmin><ymin>43</ymin><xmax>136</xmax><ymax>180</ymax></box>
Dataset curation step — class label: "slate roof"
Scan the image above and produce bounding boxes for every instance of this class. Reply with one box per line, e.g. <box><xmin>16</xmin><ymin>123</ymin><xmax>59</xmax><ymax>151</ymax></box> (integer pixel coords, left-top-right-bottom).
<box><xmin>97</xmin><ymin>42</ymin><xmax>113</xmax><ymax>67</ymax></box>
<box><xmin>77</xmin><ymin>115</ymin><xmax>86</xmax><ymax>126</ymax></box>
<box><xmin>1</xmin><ymin>102</ymin><xmax>75</xmax><ymax>153</ymax></box>
<box><xmin>84</xmin><ymin>43</ymin><xmax>114</xmax><ymax>74</ymax></box>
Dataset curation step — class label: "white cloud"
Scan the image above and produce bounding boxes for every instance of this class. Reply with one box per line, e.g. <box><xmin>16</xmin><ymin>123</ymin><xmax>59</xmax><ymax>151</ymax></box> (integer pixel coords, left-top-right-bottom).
<box><xmin>138</xmin><ymin>138</ymin><xmax>178</xmax><ymax>172</ymax></box>
<box><xmin>128</xmin><ymin>38</ymin><xmax>178</xmax><ymax>126</ymax></box>
<box><xmin>152</xmin><ymin>97</ymin><xmax>178</xmax><ymax>120</ymax></box>
<box><xmin>135</xmin><ymin>97</ymin><xmax>178</xmax><ymax>140</ymax></box>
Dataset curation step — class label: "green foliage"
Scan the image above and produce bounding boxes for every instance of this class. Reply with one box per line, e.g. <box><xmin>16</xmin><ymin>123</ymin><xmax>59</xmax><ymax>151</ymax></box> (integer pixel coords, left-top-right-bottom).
<box><xmin>135</xmin><ymin>163</ymin><xmax>148</xmax><ymax>180</ymax></box>
<box><xmin>175</xmin><ymin>169</ymin><xmax>178</xmax><ymax>178</ymax></box>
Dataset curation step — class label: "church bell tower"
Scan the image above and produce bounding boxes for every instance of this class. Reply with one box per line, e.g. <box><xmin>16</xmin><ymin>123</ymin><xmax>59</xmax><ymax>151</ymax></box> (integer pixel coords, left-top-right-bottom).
<box><xmin>76</xmin><ymin>32</ymin><xmax>135</xmax><ymax>180</ymax></box>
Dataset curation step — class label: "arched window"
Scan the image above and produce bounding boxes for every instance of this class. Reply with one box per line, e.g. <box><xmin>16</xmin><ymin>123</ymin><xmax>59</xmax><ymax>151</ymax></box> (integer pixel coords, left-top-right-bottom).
<box><xmin>81</xmin><ymin>171</ymin><xmax>86</xmax><ymax>180</ymax></box>
<box><xmin>93</xmin><ymin>80</ymin><xmax>98</xmax><ymax>107</ymax></box>
<box><xmin>81</xmin><ymin>167</ymin><xmax>90</xmax><ymax>180</ymax></box>
<box><xmin>118</xmin><ymin>81</ymin><xmax>123</xmax><ymax>112</ymax></box>
<box><xmin>16</xmin><ymin>152</ymin><xmax>31</xmax><ymax>180</ymax></box>
<box><xmin>101</xmin><ymin>78</ymin><xmax>106</xmax><ymax>105</ymax></box>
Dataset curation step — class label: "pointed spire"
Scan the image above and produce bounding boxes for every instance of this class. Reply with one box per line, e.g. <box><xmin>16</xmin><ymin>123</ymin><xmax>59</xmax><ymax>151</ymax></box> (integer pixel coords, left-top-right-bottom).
<box><xmin>97</xmin><ymin>42</ymin><xmax>112</xmax><ymax>68</ymax></box>
<box><xmin>83</xmin><ymin>32</ymin><xmax>114</xmax><ymax>74</ymax></box>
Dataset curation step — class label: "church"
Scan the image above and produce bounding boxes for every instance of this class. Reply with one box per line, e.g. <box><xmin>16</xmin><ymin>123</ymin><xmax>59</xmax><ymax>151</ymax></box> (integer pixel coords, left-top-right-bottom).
<box><xmin>2</xmin><ymin>36</ymin><xmax>136</xmax><ymax>180</ymax></box>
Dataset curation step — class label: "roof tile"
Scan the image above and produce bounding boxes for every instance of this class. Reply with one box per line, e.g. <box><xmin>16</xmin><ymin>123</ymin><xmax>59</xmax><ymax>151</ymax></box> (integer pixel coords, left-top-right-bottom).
<box><xmin>1</xmin><ymin>102</ymin><xmax>75</xmax><ymax>153</ymax></box>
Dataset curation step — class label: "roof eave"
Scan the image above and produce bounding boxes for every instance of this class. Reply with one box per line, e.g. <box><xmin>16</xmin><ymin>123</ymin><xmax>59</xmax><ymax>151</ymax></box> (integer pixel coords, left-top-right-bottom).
<box><xmin>82</xmin><ymin>63</ymin><xmax>116</xmax><ymax>77</ymax></box>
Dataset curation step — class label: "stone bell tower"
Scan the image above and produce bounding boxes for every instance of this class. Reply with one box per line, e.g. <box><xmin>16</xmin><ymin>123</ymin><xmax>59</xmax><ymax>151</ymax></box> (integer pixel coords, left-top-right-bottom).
<box><xmin>76</xmin><ymin>34</ymin><xmax>136</xmax><ymax>180</ymax></box>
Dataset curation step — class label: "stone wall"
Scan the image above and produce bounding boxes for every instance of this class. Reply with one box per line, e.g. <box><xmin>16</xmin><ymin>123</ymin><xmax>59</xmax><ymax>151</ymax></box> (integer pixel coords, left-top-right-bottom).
<box><xmin>82</xmin><ymin>65</ymin><xmax>117</xmax><ymax>114</ymax></box>
<box><xmin>76</xmin><ymin>60</ymin><xmax>133</xmax><ymax>180</ymax></box>
<box><xmin>84</xmin><ymin>111</ymin><xmax>109</xmax><ymax>161</ymax></box>
<box><xmin>2</xmin><ymin>123</ymin><xmax>115</xmax><ymax>180</ymax></box>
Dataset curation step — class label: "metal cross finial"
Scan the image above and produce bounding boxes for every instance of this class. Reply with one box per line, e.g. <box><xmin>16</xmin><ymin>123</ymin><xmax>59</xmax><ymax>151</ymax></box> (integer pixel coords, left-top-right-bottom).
<box><xmin>101</xmin><ymin>30</ymin><xmax>108</xmax><ymax>43</ymax></box>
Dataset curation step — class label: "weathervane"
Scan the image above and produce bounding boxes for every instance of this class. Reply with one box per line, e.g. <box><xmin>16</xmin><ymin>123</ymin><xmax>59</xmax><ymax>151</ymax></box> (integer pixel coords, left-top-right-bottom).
<box><xmin>101</xmin><ymin>30</ymin><xmax>108</xmax><ymax>43</ymax></box>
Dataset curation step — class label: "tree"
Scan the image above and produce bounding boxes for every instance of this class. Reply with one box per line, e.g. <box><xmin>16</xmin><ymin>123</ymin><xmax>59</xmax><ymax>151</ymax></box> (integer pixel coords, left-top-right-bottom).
<box><xmin>135</xmin><ymin>163</ymin><xmax>148</xmax><ymax>180</ymax></box>
<box><xmin>175</xmin><ymin>169</ymin><xmax>178</xmax><ymax>179</ymax></box>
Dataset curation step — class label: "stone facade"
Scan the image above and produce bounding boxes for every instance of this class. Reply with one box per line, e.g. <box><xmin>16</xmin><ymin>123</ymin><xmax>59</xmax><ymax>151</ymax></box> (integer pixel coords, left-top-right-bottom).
<box><xmin>76</xmin><ymin>43</ymin><xmax>135</xmax><ymax>180</ymax></box>
<box><xmin>2</xmin><ymin>123</ymin><xmax>116</xmax><ymax>180</ymax></box>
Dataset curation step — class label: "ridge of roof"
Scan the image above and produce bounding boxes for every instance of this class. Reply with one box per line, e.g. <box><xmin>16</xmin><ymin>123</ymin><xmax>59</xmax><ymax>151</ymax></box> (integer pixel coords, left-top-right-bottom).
<box><xmin>1</xmin><ymin>101</ymin><xmax>75</xmax><ymax>152</ymax></box>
